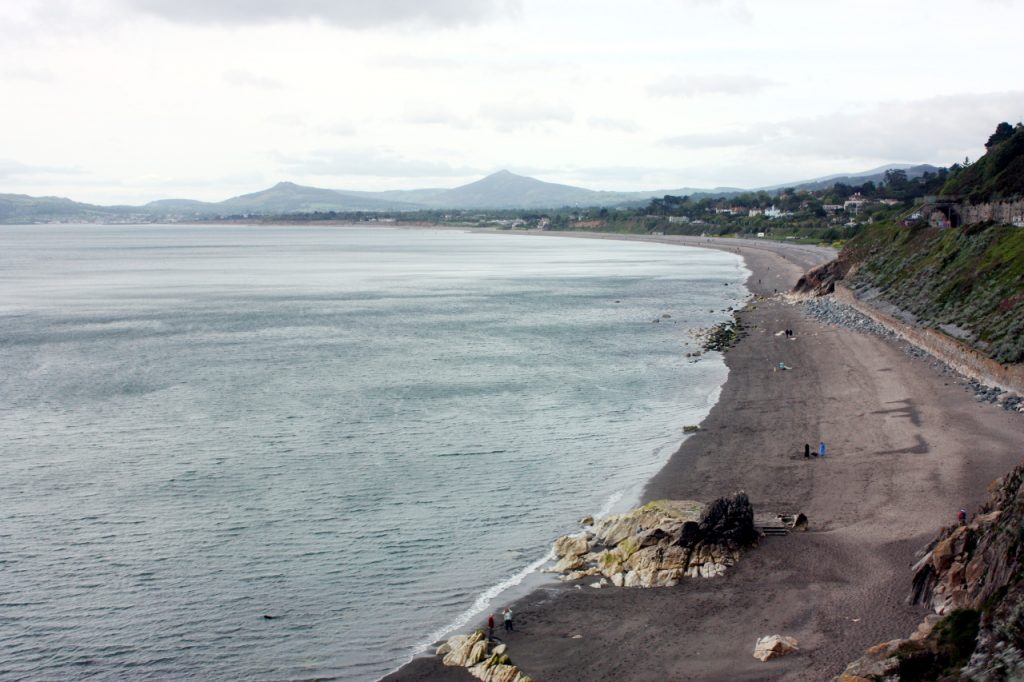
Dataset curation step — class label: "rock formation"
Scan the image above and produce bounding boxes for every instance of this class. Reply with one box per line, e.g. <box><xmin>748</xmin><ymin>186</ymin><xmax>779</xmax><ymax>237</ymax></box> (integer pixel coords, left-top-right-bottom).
<box><xmin>438</xmin><ymin>631</ymin><xmax>532</xmax><ymax>682</ymax></box>
<box><xmin>549</xmin><ymin>493</ymin><xmax>757</xmax><ymax>587</ymax></box>
<box><xmin>837</xmin><ymin>464</ymin><xmax>1024</xmax><ymax>681</ymax></box>
<box><xmin>753</xmin><ymin>635</ymin><xmax>799</xmax><ymax>662</ymax></box>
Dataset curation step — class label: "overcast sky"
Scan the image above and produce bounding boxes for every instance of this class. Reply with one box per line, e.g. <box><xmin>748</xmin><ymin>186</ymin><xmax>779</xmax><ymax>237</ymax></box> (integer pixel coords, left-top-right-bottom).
<box><xmin>2</xmin><ymin>0</ymin><xmax>1023</xmax><ymax>204</ymax></box>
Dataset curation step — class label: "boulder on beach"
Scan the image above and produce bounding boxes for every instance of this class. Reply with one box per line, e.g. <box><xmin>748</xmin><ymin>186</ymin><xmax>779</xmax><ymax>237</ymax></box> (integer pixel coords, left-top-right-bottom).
<box><xmin>549</xmin><ymin>493</ymin><xmax>758</xmax><ymax>587</ymax></box>
<box><xmin>442</xmin><ymin>630</ymin><xmax>488</xmax><ymax>667</ymax></box>
<box><xmin>438</xmin><ymin>631</ymin><xmax>533</xmax><ymax>682</ymax></box>
<box><xmin>753</xmin><ymin>634</ymin><xmax>799</xmax><ymax>661</ymax></box>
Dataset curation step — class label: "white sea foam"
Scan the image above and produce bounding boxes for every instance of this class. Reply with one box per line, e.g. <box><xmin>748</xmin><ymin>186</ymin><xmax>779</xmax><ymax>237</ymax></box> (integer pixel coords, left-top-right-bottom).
<box><xmin>411</xmin><ymin>549</ymin><xmax>554</xmax><ymax>656</ymax></box>
<box><xmin>596</xmin><ymin>490</ymin><xmax>624</xmax><ymax>519</ymax></box>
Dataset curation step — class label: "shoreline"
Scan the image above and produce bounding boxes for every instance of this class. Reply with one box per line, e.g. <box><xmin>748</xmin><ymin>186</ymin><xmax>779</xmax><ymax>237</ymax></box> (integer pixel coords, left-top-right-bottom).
<box><xmin>378</xmin><ymin>233</ymin><xmax>756</xmax><ymax>678</ymax></box>
<box><xmin>380</xmin><ymin>235</ymin><xmax>832</xmax><ymax>681</ymax></box>
<box><xmin>383</xmin><ymin>233</ymin><xmax>1022</xmax><ymax>681</ymax></box>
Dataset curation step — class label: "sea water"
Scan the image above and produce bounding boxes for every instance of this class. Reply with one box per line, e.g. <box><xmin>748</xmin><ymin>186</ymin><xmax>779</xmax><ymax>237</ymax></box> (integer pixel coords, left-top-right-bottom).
<box><xmin>0</xmin><ymin>225</ymin><xmax>748</xmax><ymax>680</ymax></box>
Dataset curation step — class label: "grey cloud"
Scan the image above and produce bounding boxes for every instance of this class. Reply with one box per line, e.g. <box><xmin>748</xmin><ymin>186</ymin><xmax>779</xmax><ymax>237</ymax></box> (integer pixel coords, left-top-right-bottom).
<box><xmin>277</xmin><ymin>149</ymin><xmax>481</xmax><ymax>177</ymax></box>
<box><xmin>321</xmin><ymin>121</ymin><xmax>358</xmax><ymax>136</ymax></box>
<box><xmin>662</xmin><ymin>129</ymin><xmax>769</xmax><ymax>148</ymax></box>
<box><xmin>0</xmin><ymin>158</ymin><xmax>82</xmax><ymax>180</ymax></box>
<box><xmin>265</xmin><ymin>113</ymin><xmax>306</xmax><ymax>127</ymax></box>
<box><xmin>375</xmin><ymin>54</ymin><xmax>465</xmax><ymax>70</ymax></box>
<box><xmin>402</xmin><ymin>107</ymin><xmax>474</xmax><ymax>129</ymax></box>
<box><xmin>116</xmin><ymin>0</ymin><xmax>522</xmax><ymax>28</ymax></box>
<box><xmin>648</xmin><ymin>74</ymin><xmax>775</xmax><ymax>98</ymax></box>
<box><xmin>767</xmin><ymin>91</ymin><xmax>1024</xmax><ymax>161</ymax></box>
<box><xmin>480</xmin><ymin>101</ymin><xmax>573</xmax><ymax>132</ymax></box>
<box><xmin>223</xmin><ymin>69</ymin><xmax>284</xmax><ymax>89</ymax></box>
<box><xmin>3</xmin><ymin>66</ymin><xmax>56</xmax><ymax>82</ymax></box>
<box><xmin>588</xmin><ymin>117</ymin><xmax>639</xmax><ymax>133</ymax></box>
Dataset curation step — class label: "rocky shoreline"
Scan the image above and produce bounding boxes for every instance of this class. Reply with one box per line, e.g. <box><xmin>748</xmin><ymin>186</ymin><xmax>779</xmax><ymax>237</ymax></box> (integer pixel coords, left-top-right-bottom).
<box><xmin>802</xmin><ymin>297</ymin><xmax>1024</xmax><ymax>413</ymax></box>
<box><xmin>838</xmin><ymin>464</ymin><xmax>1024</xmax><ymax>681</ymax></box>
<box><xmin>383</xmin><ymin>235</ymin><xmax>1023</xmax><ymax>682</ymax></box>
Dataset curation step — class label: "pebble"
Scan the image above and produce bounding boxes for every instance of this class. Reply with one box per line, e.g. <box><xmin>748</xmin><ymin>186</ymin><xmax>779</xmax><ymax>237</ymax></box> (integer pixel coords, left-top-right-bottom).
<box><xmin>801</xmin><ymin>298</ymin><xmax>1023</xmax><ymax>414</ymax></box>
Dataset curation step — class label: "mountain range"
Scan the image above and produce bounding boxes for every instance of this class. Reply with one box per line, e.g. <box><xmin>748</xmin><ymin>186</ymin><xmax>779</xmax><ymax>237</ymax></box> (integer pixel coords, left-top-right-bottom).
<box><xmin>0</xmin><ymin>164</ymin><xmax>940</xmax><ymax>223</ymax></box>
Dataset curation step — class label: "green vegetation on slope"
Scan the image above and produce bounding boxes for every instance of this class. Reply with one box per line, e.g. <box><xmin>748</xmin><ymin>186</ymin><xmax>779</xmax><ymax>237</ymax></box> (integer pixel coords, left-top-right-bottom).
<box><xmin>942</xmin><ymin>123</ymin><xmax>1024</xmax><ymax>201</ymax></box>
<box><xmin>844</xmin><ymin>222</ymin><xmax>1024</xmax><ymax>363</ymax></box>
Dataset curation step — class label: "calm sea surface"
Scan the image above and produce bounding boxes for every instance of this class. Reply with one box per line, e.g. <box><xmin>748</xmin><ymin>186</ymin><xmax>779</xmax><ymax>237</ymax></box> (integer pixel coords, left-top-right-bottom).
<box><xmin>0</xmin><ymin>225</ymin><xmax>748</xmax><ymax>680</ymax></box>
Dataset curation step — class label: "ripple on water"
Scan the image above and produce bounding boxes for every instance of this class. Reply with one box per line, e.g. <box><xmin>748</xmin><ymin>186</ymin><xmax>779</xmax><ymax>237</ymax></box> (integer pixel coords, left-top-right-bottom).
<box><xmin>0</xmin><ymin>225</ymin><xmax>748</xmax><ymax>680</ymax></box>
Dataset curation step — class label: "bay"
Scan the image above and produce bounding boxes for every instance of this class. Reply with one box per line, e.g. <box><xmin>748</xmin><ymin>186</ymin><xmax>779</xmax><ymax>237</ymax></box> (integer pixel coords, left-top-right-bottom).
<box><xmin>0</xmin><ymin>225</ymin><xmax>748</xmax><ymax>680</ymax></box>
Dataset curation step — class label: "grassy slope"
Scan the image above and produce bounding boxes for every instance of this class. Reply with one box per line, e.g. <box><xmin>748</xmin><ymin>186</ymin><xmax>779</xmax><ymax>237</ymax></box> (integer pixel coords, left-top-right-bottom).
<box><xmin>845</xmin><ymin>222</ymin><xmax>1024</xmax><ymax>364</ymax></box>
<box><xmin>942</xmin><ymin>126</ymin><xmax>1024</xmax><ymax>201</ymax></box>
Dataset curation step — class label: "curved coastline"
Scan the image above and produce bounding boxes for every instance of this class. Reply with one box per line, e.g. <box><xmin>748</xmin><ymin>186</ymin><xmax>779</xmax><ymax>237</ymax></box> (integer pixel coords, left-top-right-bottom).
<box><xmin>381</xmin><ymin>236</ymin><xmax>827</xmax><ymax>681</ymax></box>
<box><xmin>383</xmin><ymin>234</ymin><xmax>1022</xmax><ymax>681</ymax></box>
<box><xmin>380</xmin><ymin>235</ymin><xmax>752</xmax><ymax>679</ymax></box>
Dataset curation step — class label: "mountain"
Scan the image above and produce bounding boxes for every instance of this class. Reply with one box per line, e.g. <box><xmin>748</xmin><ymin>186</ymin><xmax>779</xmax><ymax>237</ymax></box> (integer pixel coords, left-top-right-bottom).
<box><xmin>772</xmin><ymin>164</ymin><xmax>942</xmax><ymax>193</ymax></box>
<box><xmin>218</xmin><ymin>181</ymin><xmax>424</xmax><ymax>212</ymax></box>
<box><xmin>144</xmin><ymin>182</ymin><xmax>425</xmax><ymax>216</ymax></box>
<box><xmin>416</xmin><ymin>170</ymin><xmax>628</xmax><ymax>209</ymax></box>
<box><xmin>0</xmin><ymin>193</ymin><xmax>137</xmax><ymax>223</ymax></box>
<box><xmin>0</xmin><ymin>164</ymin><xmax>953</xmax><ymax>223</ymax></box>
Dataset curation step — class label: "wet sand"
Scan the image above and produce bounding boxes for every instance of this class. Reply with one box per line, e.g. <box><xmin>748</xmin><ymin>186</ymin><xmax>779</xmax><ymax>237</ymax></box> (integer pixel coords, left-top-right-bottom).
<box><xmin>383</xmin><ymin>236</ymin><xmax>1022</xmax><ymax>681</ymax></box>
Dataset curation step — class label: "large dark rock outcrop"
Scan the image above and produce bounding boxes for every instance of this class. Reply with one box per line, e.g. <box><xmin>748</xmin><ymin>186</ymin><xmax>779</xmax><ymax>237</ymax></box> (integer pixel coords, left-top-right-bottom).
<box><xmin>694</xmin><ymin>491</ymin><xmax>757</xmax><ymax>549</ymax></box>
<box><xmin>836</xmin><ymin>464</ymin><xmax>1024</xmax><ymax>681</ymax></box>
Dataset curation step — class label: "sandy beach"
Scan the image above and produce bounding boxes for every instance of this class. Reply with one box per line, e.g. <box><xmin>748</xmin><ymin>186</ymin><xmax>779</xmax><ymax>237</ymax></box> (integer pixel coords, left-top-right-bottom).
<box><xmin>383</xmin><ymin>236</ymin><xmax>1022</xmax><ymax>681</ymax></box>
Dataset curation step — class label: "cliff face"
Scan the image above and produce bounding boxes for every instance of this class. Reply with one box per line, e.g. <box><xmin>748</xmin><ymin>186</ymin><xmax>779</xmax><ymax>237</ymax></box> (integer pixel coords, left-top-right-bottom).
<box><xmin>838</xmin><ymin>465</ymin><xmax>1024</xmax><ymax>681</ymax></box>
<box><xmin>793</xmin><ymin>249</ymin><xmax>860</xmax><ymax>297</ymax></box>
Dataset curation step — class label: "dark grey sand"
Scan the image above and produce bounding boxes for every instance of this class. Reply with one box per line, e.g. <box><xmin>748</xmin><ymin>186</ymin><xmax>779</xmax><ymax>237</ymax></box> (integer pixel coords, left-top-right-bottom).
<box><xmin>383</xmin><ymin>236</ymin><xmax>1022</xmax><ymax>681</ymax></box>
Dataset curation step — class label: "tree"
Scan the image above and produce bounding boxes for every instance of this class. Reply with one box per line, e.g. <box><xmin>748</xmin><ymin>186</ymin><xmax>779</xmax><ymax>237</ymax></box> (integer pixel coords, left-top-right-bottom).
<box><xmin>985</xmin><ymin>122</ymin><xmax>1014</xmax><ymax>148</ymax></box>
<box><xmin>883</xmin><ymin>168</ymin><xmax>908</xmax><ymax>190</ymax></box>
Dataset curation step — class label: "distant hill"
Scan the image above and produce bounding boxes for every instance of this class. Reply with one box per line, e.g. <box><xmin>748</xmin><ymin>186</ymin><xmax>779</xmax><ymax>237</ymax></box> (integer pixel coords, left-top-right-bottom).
<box><xmin>145</xmin><ymin>182</ymin><xmax>425</xmax><ymax>216</ymax></box>
<box><xmin>773</xmin><ymin>164</ymin><xmax>942</xmax><ymax>193</ymax></box>
<box><xmin>415</xmin><ymin>170</ymin><xmax>631</xmax><ymax>209</ymax></box>
<box><xmin>0</xmin><ymin>193</ymin><xmax>133</xmax><ymax>223</ymax></box>
<box><xmin>0</xmin><ymin>164</ymin><xmax>952</xmax><ymax>223</ymax></box>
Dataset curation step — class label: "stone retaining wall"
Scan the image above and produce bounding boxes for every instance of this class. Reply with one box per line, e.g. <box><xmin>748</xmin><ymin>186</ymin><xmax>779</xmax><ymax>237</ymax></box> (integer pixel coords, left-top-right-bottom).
<box><xmin>960</xmin><ymin>198</ymin><xmax>1024</xmax><ymax>227</ymax></box>
<box><xmin>834</xmin><ymin>285</ymin><xmax>1024</xmax><ymax>395</ymax></box>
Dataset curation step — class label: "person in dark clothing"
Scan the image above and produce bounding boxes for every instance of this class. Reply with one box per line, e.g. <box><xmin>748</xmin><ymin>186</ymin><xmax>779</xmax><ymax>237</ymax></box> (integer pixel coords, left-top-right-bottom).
<box><xmin>487</xmin><ymin>614</ymin><xmax>495</xmax><ymax>641</ymax></box>
<box><xmin>804</xmin><ymin>443</ymin><xmax>811</xmax><ymax>458</ymax></box>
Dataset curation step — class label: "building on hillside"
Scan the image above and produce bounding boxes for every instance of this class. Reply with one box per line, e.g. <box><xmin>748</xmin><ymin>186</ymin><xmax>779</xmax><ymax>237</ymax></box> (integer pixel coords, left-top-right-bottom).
<box><xmin>843</xmin><ymin>193</ymin><xmax>868</xmax><ymax>213</ymax></box>
<box><xmin>764</xmin><ymin>205</ymin><xmax>782</xmax><ymax>218</ymax></box>
<box><xmin>823</xmin><ymin>204</ymin><xmax>844</xmax><ymax>212</ymax></box>
<box><xmin>748</xmin><ymin>208</ymin><xmax>763</xmax><ymax>217</ymax></box>
<box><xmin>668</xmin><ymin>216</ymin><xmax>690</xmax><ymax>224</ymax></box>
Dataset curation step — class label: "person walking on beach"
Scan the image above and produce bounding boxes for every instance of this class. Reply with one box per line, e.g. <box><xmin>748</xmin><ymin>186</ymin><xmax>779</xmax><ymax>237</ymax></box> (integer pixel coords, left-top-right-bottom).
<box><xmin>958</xmin><ymin>509</ymin><xmax>968</xmax><ymax>526</ymax></box>
<box><xmin>818</xmin><ymin>441</ymin><xmax>827</xmax><ymax>458</ymax></box>
<box><xmin>487</xmin><ymin>613</ymin><xmax>495</xmax><ymax>641</ymax></box>
<box><xmin>503</xmin><ymin>607</ymin><xmax>514</xmax><ymax>632</ymax></box>
<box><xmin>804</xmin><ymin>443</ymin><xmax>811</xmax><ymax>458</ymax></box>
